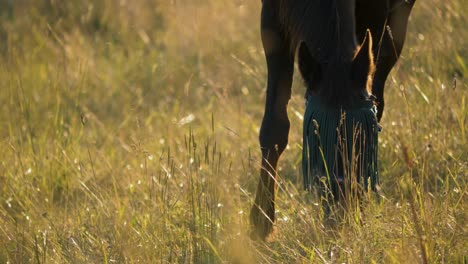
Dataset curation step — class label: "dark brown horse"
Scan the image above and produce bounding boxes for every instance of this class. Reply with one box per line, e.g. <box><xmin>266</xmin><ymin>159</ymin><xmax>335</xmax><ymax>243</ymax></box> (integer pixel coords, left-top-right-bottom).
<box><xmin>251</xmin><ymin>0</ymin><xmax>416</xmax><ymax>240</ymax></box>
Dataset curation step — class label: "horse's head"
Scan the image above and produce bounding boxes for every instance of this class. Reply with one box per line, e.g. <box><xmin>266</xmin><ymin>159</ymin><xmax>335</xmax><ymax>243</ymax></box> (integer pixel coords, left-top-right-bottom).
<box><xmin>300</xmin><ymin>30</ymin><xmax>375</xmax><ymax>106</ymax></box>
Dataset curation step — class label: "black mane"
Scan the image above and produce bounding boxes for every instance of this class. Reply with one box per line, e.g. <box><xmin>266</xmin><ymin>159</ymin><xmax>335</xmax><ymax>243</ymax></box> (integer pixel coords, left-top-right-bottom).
<box><xmin>277</xmin><ymin>0</ymin><xmax>357</xmax><ymax>61</ymax></box>
<box><xmin>275</xmin><ymin>0</ymin><xmax>366</xmax><ymax>105</ymax></box>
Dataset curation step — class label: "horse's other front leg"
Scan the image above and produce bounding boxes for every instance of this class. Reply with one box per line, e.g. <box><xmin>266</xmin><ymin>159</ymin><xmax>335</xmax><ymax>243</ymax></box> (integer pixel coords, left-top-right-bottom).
<box><xmin>371</xmin><ymin>1</ymin><xmax>417</xmax><ymax>121</ymax></box>
<box><xmin>373</xmin><ymin>0</ymin><xmax>416</xmax><ymax>121</ymax></box>
<box><xmin>355</xmin><ymin>0</ymin><xmax>415</xmax><ymax>121</ymax></box>
<box><xmin>250</xmin><ymin>0</ymin><xmax>294</xmax><ymax>241</ymax></box>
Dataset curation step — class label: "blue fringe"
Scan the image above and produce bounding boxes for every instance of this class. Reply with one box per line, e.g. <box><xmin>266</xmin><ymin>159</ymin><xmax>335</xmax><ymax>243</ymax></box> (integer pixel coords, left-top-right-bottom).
<box><xmin>302</xmin><ymin>95</ymin><xmax>380</xmax><ymax>193</ymax></box>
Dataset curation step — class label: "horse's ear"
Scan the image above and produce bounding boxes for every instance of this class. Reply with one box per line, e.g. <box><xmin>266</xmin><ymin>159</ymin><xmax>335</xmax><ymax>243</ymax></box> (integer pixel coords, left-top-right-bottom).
<box><xmin>352</xmin><ymin>30</ymin><xmax>374</xmax><ymax>89</ymax></box>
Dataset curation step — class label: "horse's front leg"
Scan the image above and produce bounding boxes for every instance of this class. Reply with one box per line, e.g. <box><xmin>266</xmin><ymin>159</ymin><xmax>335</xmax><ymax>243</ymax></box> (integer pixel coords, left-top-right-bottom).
<box><xmin>373</xmin><ymin>0</ymin><xmax>415</xmax><ymax>121</ymax></box>
<box><xmin>368</xmin><ymin>1</ymin><xmax>416</xmax><ymax>121</ymax></box>
<box><xmin>250</xmin><ymin>0</ymin><xmax>294</xmax><ymax>240</ymax></box>
<box><xmin>355</xmin><ymin>0</ymin><xmax>415</xmax><ymax>121</ymax></box>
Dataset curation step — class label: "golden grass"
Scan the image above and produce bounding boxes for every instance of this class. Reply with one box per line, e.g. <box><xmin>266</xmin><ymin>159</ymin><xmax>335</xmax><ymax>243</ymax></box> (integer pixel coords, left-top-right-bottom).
<box><xmin>0</xmin><ymin>0</ymin><xmax>466</xmax><ymax>262</ymax></box>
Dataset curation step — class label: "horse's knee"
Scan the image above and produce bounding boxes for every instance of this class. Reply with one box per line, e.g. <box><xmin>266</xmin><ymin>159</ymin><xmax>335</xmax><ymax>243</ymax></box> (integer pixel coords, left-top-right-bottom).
<box><xmin>259</xmin><ymin>115</ymin><xmax>290</xmax><ymax>156</ymax></box>
<box><xmin>372</xmin><ymin>59</ymin><xmax>395</xmax><ymax>121</ymax></box>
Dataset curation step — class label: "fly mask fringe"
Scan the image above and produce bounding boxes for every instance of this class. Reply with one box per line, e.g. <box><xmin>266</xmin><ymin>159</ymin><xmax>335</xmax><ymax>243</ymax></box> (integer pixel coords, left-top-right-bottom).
<box><xmin>302</xmin><ymin>95</ymin><xmax>380</xmax><ymax>194</ymax></box>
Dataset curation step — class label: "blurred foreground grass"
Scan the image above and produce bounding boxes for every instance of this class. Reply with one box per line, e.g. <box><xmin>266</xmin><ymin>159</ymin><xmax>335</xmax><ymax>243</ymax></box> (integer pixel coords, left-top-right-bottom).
<box><xmin>0</xmin><ymin>0</ymin><xmax>466</xmax><ymax>263</ymax></box>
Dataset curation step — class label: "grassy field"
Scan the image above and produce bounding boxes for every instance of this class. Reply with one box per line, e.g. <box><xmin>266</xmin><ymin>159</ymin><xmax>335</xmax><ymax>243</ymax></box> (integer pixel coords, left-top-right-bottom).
<box><xmin>0</xmin><ymin>0</ymin><xmax>466</xmax><ymax>263</ymax></box>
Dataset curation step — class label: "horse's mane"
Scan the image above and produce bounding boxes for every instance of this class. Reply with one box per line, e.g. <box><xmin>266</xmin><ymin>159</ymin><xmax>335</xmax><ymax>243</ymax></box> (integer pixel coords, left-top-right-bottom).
<box><xmin>276</xmin><ymin>0</ymin><xmax>373</xmax><ymax>104</ymax></box>
<box><xmin>277</xmin><ymin>0</ymin><xmax>353</xmax><ymax>59</ymax></box>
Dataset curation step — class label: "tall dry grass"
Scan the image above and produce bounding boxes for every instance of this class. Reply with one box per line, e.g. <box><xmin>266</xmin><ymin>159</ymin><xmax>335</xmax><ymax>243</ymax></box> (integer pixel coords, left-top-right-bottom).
<box><xmin>0</xmin><ymin>0</ymin><xmax>466</xmax><ymax>262</ymax></box>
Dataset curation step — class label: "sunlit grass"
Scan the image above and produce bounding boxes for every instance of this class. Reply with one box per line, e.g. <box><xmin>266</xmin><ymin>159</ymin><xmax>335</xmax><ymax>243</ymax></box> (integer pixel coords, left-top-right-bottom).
<box><xmin>0</xmin><ymin>0</ymin><xmax>466</xmax><ymax>263</ymax></box>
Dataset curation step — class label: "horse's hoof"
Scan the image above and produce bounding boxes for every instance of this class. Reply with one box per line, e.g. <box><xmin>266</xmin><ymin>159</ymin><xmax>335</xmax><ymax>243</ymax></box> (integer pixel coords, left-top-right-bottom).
<box><xmin>249</xmin><ymin>207</ymin><xmax>273</xmax><ymax>241</ymax></box>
